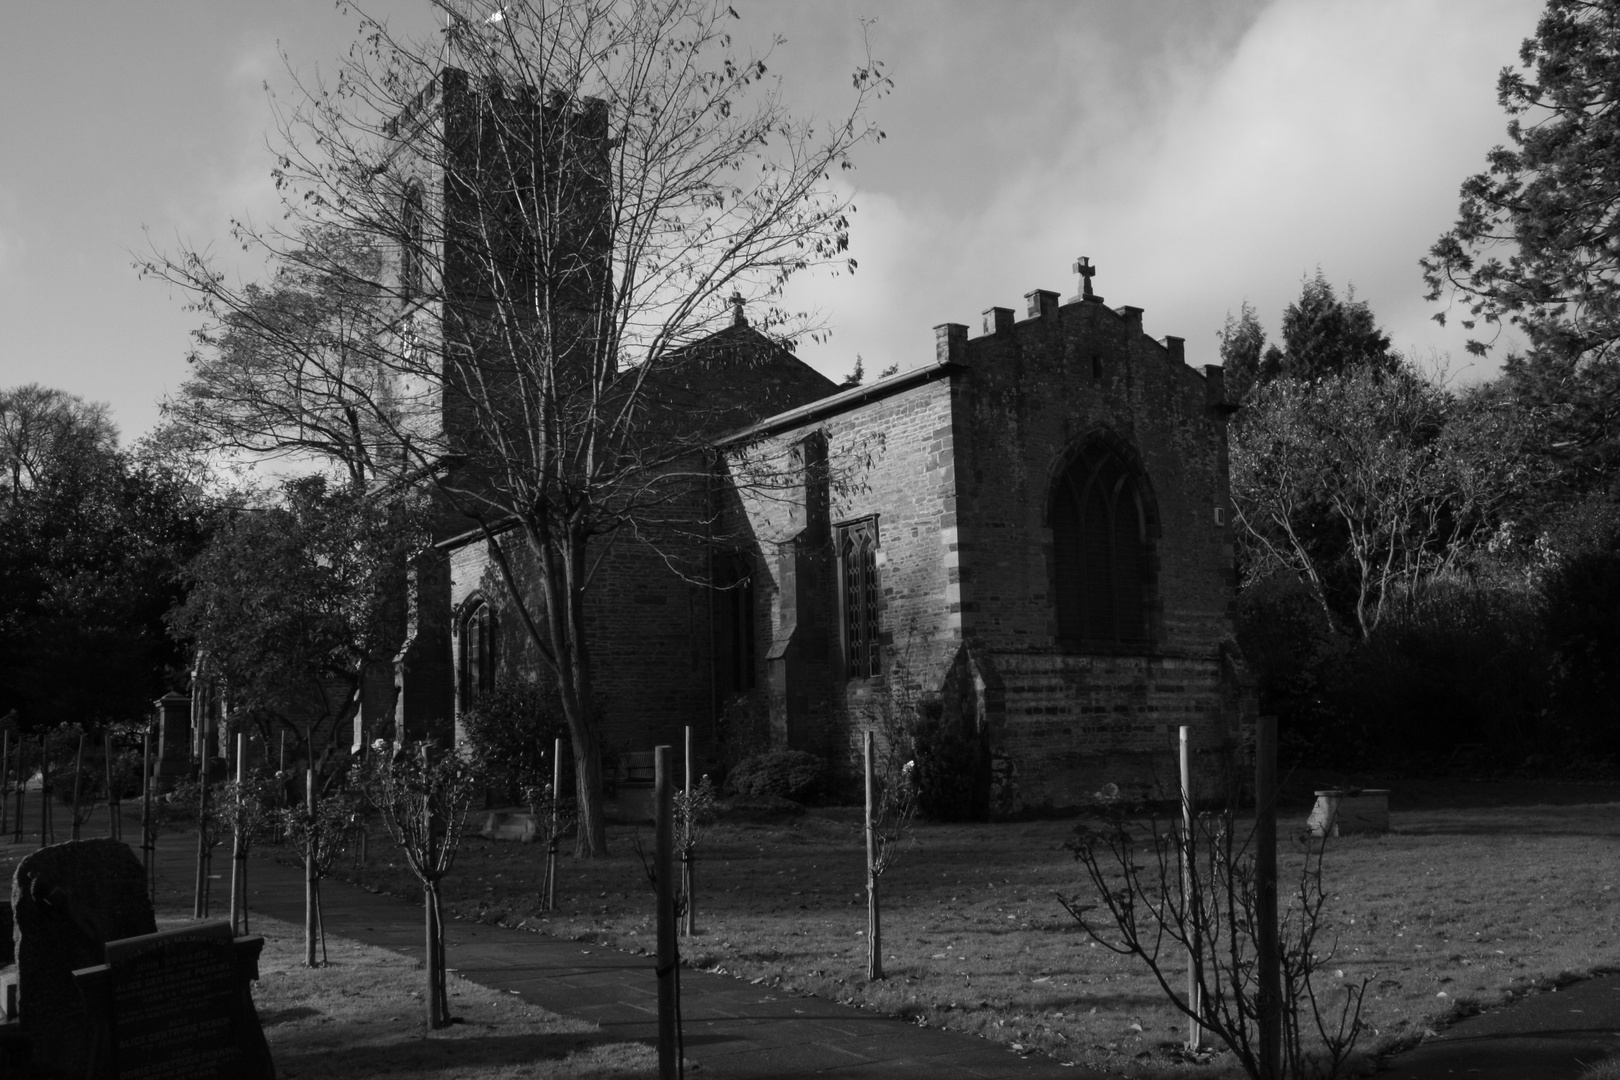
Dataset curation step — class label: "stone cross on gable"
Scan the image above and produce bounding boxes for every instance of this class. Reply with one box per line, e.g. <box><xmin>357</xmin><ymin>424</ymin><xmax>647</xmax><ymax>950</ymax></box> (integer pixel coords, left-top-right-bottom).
<box><xmin>731</xmin><ymin>291</ymin><xmax>747</xmax><ymax>328</ymax></box>
<box><xmin>1073</xmin><ymin>256</ymin><xmax>1097</xmax><ymax>299</ymax></box>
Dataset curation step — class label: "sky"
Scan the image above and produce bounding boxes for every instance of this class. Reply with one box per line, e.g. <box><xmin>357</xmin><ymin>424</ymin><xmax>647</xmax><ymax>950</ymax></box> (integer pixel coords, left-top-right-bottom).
<box><xmin>0</xmin><ymin>0</ymin><xmax>1544</xmax><ymax>445</ymax></box>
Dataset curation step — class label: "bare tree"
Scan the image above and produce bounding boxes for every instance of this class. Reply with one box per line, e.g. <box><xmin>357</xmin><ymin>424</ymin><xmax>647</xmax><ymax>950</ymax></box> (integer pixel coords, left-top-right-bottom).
<box><xmin>140</xmin><ymin>0</ymin><xmax>888</xmax><ymax>857</ymax></box>
<box><xmin>1230</xmin><ymin>363</ymin><xmax>1504</xmax><ymax>639</ymax></box>
<box><xmin>1061</xmin><ymin>803</ymin><xmax>1370</xmax><ymax>1080</ymax></box>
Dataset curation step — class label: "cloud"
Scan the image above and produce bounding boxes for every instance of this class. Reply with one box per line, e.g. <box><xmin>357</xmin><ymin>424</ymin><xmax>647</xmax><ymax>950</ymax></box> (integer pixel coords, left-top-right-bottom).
<box><xmin>787</xmin><ymin>0</ymin><xmax>1539</xmax><ymax>382</ymax></box>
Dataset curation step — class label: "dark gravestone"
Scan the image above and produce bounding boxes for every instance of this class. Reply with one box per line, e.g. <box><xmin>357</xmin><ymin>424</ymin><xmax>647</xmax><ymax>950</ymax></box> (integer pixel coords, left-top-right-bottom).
<box><xmin>74</xmin><ymin>921</ymin><xmax>274</xmax><ymax>1080</ymax></box>
<box><xmin>13</xmin><ymin>838</ymin><xmax>155</xmax><ymax>1076</ymax></box>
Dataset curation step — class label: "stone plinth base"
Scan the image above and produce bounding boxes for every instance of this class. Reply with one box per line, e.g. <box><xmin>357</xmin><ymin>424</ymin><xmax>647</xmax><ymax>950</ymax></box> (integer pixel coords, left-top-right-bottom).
<box><xmin>1307</xmin><ymin>789</ymin><xmax>1390</xmax><ymax>837</ymax></box>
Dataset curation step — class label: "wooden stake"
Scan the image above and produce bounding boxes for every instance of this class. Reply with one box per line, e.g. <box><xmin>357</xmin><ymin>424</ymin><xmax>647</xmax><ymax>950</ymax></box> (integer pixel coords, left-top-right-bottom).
<box><xmin>141</xmin><ymin>730</ymin><xmax>154</xmax><ymax>900</ymax></box>
<box><xmin>681</xmin><ymin>725</ymin><xmax>694</xmax><ymax>937</ymax></box>
<box><xmin>104</xmin><ymin>732</ymin><xmax>119</xmax><ymax>840</ymax></box>
<box><xmin>1180</xmin><ymin>726</ymin><xmax>1203</xmax><ymax>1050</ymax></box>
<box><xmin>193</xmin><ymin>696</ymin><xmax>214</xmax><ymax>919</ymax></box>
<box><xmin>13</xmin><ymin>735</ymin><xmax>24</xmax><ymax>844</ymax></box>
<box><xmin>39</xmin><ymin>735</ymin><xmax>50</xmax><ymax>848</ymax></box>
<box><xmin>71</xmin><ymin>732</ymin><xmax>85</xmax><ymax>841</ymax></box>
<box><xmin>655</xmin><ymin>745</ymin><xmax>676</xmax><ymax>1080</ymax></box>
<box><xmin>865</xmin><ymin>730</ymin><xmax>883</xmax><ymax>981</ymax></box>
<box><xmin>545</xmin><ymin>735</ymin><xmax>561</xmax><ymax>911</ymax></box>
<box><xmin>230</xmin><ymin>733</ymin><xmax>246</xmax><ymax>936</ymax></box>
<box><xmin>305</xmin><ymin>764</ymin><xmax>317</xmax><ymax>967</ymax></box>
<box><xmin>1255</xmin><ymin>716</ymin><xmax>1281</xmax><ymax>1080</ymax></box>
<box><xmin>1</xmin><ymin>732</ymin><xmax>10</xmax><ymax>836</ymax></box>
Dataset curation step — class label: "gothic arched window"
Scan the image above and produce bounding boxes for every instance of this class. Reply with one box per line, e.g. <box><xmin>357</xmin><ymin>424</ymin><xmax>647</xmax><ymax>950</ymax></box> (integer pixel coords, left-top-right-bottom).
<box><xmin>837</xmin><ymin>518</ymin><xmax>882</xmax><ymax>678</ymax></box>
<box><xmin>1051</xmin><ymin>442</ymin><xmax>1151</xmax><ymax>646</ymax></box>
<box><xmin>458</xmin><ymin>599</ymin><xmax>495</xmax><ymax>711</ymax></box>
<box><xmin>401</xmin><ymin>180</ymin><xmax>425</xmax><ymax>300</ymax></box>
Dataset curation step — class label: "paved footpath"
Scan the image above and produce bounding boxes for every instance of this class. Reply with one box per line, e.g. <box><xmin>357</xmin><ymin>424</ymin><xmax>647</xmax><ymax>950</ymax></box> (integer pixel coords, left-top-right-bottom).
<box><xmin>1377</xmin><ymin>973</ymin><xmax>1620</xmax><ymax>1080</ymax></box>
<box><xmin>138</xmin><ymin>829</ymin><xmax>1093</xmax><ymax>1080</ymax></box>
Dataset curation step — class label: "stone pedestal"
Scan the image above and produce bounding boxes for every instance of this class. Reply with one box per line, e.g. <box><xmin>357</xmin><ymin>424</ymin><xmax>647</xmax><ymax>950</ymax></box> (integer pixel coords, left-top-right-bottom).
<box><xmin>1307</xmin><ymin>789</ymin><xmax>1390</xmax><ymax>837</ymax></box>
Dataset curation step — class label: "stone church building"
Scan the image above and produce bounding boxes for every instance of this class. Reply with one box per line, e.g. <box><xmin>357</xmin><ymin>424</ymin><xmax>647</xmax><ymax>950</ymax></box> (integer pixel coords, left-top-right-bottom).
<box><xmin>409</xmin><ymin>266</ymin><xmax>1250</xmax><ymax>817</ymax></box>
<box><xmin>381</xmin><ymin>70</ymin><xmax>1251</xmax><ymax>817</ymax></box>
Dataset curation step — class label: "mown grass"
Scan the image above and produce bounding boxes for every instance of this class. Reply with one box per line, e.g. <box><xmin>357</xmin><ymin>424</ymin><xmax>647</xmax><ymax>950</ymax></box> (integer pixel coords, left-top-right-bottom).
<box><xmin>186</xmin><ymin>912</ymin><xmax>656</xmax><ymax>1080</ymax></box>
<box><xmin>319</xmin><ymin>797</ymin><xmax>1620</xmax><ymax>1078</ymax></box>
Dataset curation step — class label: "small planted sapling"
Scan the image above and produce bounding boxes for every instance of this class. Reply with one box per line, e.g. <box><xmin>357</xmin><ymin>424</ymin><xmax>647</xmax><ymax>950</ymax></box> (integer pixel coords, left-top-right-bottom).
<box><xmin>862</xmin><ymin>729</ymin><xmax>917</xmax><ymax>981</ymax></box>
<box><xmin>1058</xmin><ymin>729</ymin><xmax>1371</xmax><ymax>1080</ymax></box>
<box><xmin>221</xmin><ymin>736</ymin><xmax>278</xmax><ymax>936</ymax></box>
<box><xmin>524</xmin><ymin>774</ymin><xmax>577</xmax><ymax>912</ymax></box>
<box><xmin>278</xmin><ymin>766</ymin><xmax>354</xmax><ymax>967</ymax></box>
<box><xmin>675</xmin><ymin>771</ymin><xmax>717</xmax><ymax>936</ymax></box>
<box><xmin>361</xmin><ymin>739</ymin><xmax>481</xmax><ymax>1029</ymax></box>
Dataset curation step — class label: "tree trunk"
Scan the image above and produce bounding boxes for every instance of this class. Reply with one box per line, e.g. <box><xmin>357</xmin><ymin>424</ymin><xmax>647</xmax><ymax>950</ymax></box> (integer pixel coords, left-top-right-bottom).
<box><xmin>425</xmin><ymin>879</ymin><xmax>449</xmax><ymax>1029</ymax></box>
<box><xmin>570</xmin><ymin>725</ymin><xmax>608</xmax><ymax>858</ymax></box>
<box><xmin>486</xmin><ymin>520</ymin><xmax>610</xmax><ymax>857</ymax></box>
<box><xmin>681</xmin><ymin>851</ymin><xmax>694</xmax><ymax>937</ymax></box>
<box><xmin>866</xmin><ymin>875</ymin><xmax>883</xmax><ymax>982</ymax></box>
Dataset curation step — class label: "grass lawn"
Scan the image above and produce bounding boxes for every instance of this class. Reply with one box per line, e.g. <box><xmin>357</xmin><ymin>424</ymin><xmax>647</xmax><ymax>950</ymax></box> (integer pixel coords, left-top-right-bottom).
<box><xmin>314</xmin><ymin>787</ymin><xmax>1620</xmax><ymax>1078</ymax></box>
<box><xmin>179</xmin><ymin>911</ymin><xmax>656</xmax><ymax>1079</ymax></box>
<box><xmin>5</xmin><ymin>778</ymin><xmax>1617</xmax><ymax>1077</ymax></box>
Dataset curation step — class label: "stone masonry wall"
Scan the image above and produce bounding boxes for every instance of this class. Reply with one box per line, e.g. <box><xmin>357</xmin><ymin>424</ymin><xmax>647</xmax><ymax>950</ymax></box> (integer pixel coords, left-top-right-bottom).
<box><xmin>725</xmin><ymin>376</ymin><xmax>963</xmax><ymax>770</ymax></box>
<box><xmin>943</xmin><ymin>285</ymin><xmax>1244</xmax><ymax>814</ymax></box>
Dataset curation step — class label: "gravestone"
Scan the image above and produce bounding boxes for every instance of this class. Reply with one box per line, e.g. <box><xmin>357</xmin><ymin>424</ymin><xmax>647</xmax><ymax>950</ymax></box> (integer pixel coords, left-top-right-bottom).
<box><xmin>73</xmin><ymin>920</ymin><xmax>273</xmax><ymax>1080</ymax></box>
<box><xmin>13</xmin><ymin>837</ymin><xmax>156</xmax><ymax>1076</ymax></box>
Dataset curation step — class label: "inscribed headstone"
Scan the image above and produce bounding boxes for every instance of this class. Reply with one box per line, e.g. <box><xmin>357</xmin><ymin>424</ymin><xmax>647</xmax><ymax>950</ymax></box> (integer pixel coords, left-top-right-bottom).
<box><xmin>75</xmin><ymin>920</ymin><xmax>273</xmax><ymax>1080</ymax></box>
<box><xmin>12</xmin><ymin>837</ymin><xmax>155</xmax><ymax>1076</ymax></box>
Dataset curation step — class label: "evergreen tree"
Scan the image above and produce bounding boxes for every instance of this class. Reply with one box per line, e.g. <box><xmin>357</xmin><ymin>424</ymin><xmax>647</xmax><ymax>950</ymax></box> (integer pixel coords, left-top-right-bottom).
<box><xmin>1425</xmin><ymin>0</ymin><xmax>1620</xmax><ymax>505</ymax></box>
<box><xmin>1276</xmin><ymin>272</ymin><xmax>1396</xmax><ymax>382</ymax></box>
<box><xmin>1424</xmin><ymin>0</ymin><xmax>1620</xmax><ymax>365</ymax></box>
<box><xmin>1217</xmin><ymin>300</ymin><xmax>1270</xmax><ymax>401</ymax></box>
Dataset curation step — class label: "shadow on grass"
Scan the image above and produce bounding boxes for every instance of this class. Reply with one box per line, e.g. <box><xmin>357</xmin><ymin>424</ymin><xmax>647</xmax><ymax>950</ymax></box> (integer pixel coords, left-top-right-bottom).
<box><xmin>268</xmin><ymin>1030</ymin><xmax>650</xmax><ymax>1078</ymax></box>
<box><xmin>259</xmin><ymin>1005</ymin><xmax>322</xmax><ymax>1026</ymax></box>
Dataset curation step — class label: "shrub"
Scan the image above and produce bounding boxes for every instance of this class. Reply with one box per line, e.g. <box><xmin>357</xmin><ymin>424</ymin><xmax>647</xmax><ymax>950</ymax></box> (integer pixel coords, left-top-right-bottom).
<box><xmin>1235</xmin><ymin>574</ymin><xmax>1352</xmax><ymax>766</ymax></box>
<box><xmin>712</xmin><ymin>694</ymin><xmax>770</xmax><ymax>791</ymax></box>
<box><xmin>726</xmin><ymin>749</ymin><xmax>825</xmax><ymax>803</ymax></box>
<box><xmin>460</xmin><ymin>676</ymin><xmax>566</xmax><ymax>806</ymax></box>
<box><xmin>1542</xmin><ymin>546</ymin><xmax>1620</xmax><ymax>759</ymax></box>
<box><xmin>1341</xmin><ymin>575</ymin><xmax>1547</xmax><ymax>766</ymax></box>
<box><xmin>902</xmin><ymin>699</ymin><xmax>985</xmax><ymax>822</ymax></box>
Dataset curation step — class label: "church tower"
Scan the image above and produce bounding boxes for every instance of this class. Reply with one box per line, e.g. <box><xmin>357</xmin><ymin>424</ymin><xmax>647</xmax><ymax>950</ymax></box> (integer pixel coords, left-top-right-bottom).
<box><xmin>381</xmin><ymin>67</ymin><xmax>613</xmax><ymax>461</ymax></box>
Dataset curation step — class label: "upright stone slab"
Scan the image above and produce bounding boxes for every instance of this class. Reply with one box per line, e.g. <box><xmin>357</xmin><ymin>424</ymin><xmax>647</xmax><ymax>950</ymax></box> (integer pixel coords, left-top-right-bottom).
<box><xmin>74</xmin><ymin>921</ymin><xmax>274</xmax><ymax>1080</ymax></box>
<box><xmin>12</xmin><ymin>838</ymin><xmax>155</xmax><ymax>1077</ymax></box>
